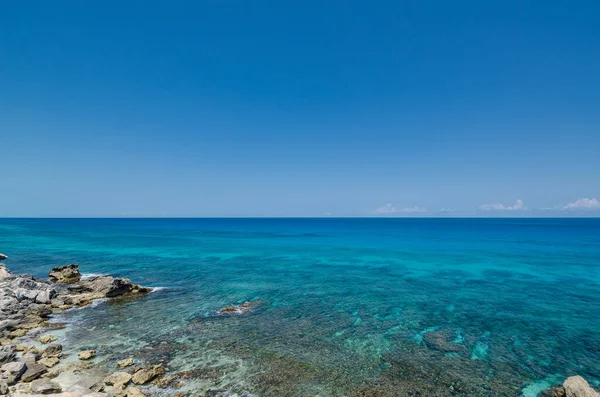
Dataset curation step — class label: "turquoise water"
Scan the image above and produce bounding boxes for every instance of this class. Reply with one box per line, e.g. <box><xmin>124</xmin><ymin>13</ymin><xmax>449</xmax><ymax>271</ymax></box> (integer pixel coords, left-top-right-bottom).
<box><xmin>1</xmin><ymin>218</ymin><xmax>599</xmax><ymax>396</ymax></box>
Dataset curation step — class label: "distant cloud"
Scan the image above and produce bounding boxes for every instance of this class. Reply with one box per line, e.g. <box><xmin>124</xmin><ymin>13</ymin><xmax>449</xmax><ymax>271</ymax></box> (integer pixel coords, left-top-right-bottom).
<box><xmin>440</xmin><ymin>208</ymin><xmax>456</xmax><ymax>213</ymax></box>
<box><xmin>398</xmin><ymin>206</ymin><xmax>426</xmax><ymax>213</ymax></box>
<box><xmin>478</xmin><ymin>199</ymin><xmax>525</xmax><ymax>211</ymax></box>
<box><xmin>561</xmin><ymin>198</ymin><xmax>600</xmax><ymax>210</ymax></box>
<box><xmin>375</xmin><ymin>203</ymin><xmax>397</xmax><ymax>213</ymax></box>
<box><xmin>375</xmin><ymin>204</ymin><xmax>426</xmax><ymax>214</ymax></box>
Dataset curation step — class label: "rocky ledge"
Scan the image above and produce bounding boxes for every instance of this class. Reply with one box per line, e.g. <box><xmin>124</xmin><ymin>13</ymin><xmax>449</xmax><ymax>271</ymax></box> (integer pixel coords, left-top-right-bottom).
<box><xmin>0</xmin><ymin>260</ymin><xmax>163</xmax><ymax>397</ymax></box>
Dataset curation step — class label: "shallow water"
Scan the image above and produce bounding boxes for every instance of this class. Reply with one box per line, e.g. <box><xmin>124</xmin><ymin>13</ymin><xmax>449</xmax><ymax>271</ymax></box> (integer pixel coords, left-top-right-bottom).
<box><xmin>1</xmin><ymin>218</ymin><xmax>599</xmax><ymax>396</ymax></box>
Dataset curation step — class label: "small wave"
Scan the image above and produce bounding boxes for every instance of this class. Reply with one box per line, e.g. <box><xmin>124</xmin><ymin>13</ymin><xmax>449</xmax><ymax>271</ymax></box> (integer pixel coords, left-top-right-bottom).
<box><xmin>80</xmin><ymin>272</ymin><xmax>108</xmax><ymax>280</ymax></box>
<box><xmin>150</xmin><ymin>286</ymin><xmax>169</xmax><ymax>293</ymax></box>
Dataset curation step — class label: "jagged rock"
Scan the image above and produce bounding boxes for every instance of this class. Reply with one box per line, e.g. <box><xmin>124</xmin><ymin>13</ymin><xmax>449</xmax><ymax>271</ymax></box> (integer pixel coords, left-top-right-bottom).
<box><xmin>71</xmin><ymin>277</ymin><xmax>151</xmax><ymax>299</ymax></box>
<box><xmin>43</xmin><ymin>343</ymin><xmax>63</xmax><ymax>358</ymax></box>
<box><xmin>0</xmin><ymin>345</ymin><xmax>15</xmax><ymax>364</ymax></box>
<box><xmin>49</xmin><ymin>264</ymin><xmax>82</xmax><ymax>284</ymax></box>
<box><xmin>79</xmin><ymin>350</ymin><xmax>97</xmax><ymax>360</ymax></box>
<box><xmin>0</xmin><ymin>254</ymin><xmax>6</xmax><ymax>261</ymax></box>
<box><xmin>1</xmin><ymin>361</ymin><xmax>26</xmax><ymax>384</ymax></box>
<box><xmin>39</xmin><ymin>356</ymin><xmax>60</xmax><ymax>368</ymax></box>
<box><xmin>104</xmin><ymin>371</ymin><xmax>132</xmax><ymax>389</ymax></box>
<box><xmin>563</xmin><ymin>376</ymin><xmax>600</xmax><ymax>397</ymax></box>
<box><xmin>40</xmin><ymin>334</ymin><xmax>57</xmax><ymax>344</ymax></box>
<box><xmin>127</xmin><ymin>386</ymin><xmax>146</xmax><ymax>397</ymax></box>
<box><xmin>20</xmin><ymin>362</ymin><xmax>46</xmax><ymax>382</ymax></box>
<box><xmin>131</xmin><ymin>365</ymin><xmax>165</xmax><ymax>385</ymax></box>
<box><xmin>117</xmin><ymin>358</ymin><xmax>135</xmax><ymax>368</ymax></box>
<box><xmin>0</xmin><ymin>381</ymin><xmax>7</xmax><ymax>395</ymax></box>
<box><xmin>31</xmin><ymin>378</ymin><xmax>62</xmax><ymax>394</ymax></box>
<box><xmin>22</xmin><ymin>351</ymin><xmax>40</xmax><ymax>365</ymax></box>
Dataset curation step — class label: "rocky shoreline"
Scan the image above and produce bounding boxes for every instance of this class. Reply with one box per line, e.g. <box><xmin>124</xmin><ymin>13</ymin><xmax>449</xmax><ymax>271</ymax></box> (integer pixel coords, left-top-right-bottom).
<box><xmin>1</xmin><ymin>253</ymin><xmax>599</xmax><ymax>397</ymax></box>
<box><xmin>0</xmin><ymin>256</ymin><xmax>172</xmax><ymax>397</ymax></box>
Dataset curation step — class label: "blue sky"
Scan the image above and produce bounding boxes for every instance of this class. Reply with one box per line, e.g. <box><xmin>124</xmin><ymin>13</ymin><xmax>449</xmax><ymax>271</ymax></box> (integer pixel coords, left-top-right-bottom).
<box><xmin>1</xmin><ymin>1</ymin><xmax>599</xmax><ymax>217</ymax></box>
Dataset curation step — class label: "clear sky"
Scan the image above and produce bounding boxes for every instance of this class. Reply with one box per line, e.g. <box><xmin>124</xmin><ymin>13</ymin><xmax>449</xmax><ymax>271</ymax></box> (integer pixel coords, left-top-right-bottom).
<box><xmin>1</xmin><ymin>1</ymin><xmax>599</xmax><ymax>217</ymax></box>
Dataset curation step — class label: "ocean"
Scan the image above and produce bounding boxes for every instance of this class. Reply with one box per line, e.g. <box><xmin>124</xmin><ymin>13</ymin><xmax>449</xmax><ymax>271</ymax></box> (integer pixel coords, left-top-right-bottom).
<box><xmin>1</xmin><ymin>218</ymin><xmax>599</xmax><ymax>396</ymax></box>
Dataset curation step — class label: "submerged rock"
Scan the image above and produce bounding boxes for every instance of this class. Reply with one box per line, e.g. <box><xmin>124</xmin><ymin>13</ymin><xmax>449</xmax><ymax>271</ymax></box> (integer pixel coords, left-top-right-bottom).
<box><xmin>49</xmin><ymin>264</ymin><xmax>82</xmax><ymax>284</ymax></box>
<box><xmin>117</xmin><ymin>358</ymin><xmax>135</xmax><ymax>368</ymax></box>
<box><xmin>127</xmin><ymin>386</ymin><xmax>146</xmax><ymax>397</ymax></box>
<box><xmin>563</xmin><ymin>376</ymin><xmax>600</xmax><ymax>397</ymax></box>
<box><xmin>79</xmin><ymin>350</ymin><xmax>97</xmax><ymax>360</ymax></box>
<box><xmin>218</xmin><ymin>301</ymin><xmax>257</xmax><ymax>315</ymax></box>
<box><xmin>541</xmin><ymin>385</ymin><xmax>566</xmax><ymax>397</ymax></box>
<box><xmin>422</xmin><ymin>328</ymin><xmax>464</xmax><ymax>353</ymax></box>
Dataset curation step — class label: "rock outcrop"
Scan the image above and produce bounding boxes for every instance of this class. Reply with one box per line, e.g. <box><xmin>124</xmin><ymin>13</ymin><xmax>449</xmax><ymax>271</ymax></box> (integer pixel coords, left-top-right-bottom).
<box><xmin>0</xmin><ymin>260</ymin><xmax>154</xmax><ymax>396</ymax></box>
<box><xmin>0</xmin><ymin>254</ymin><xmax>7</xmax><ymax>261</ymax></box>
<box><xmin>48</xmin><ymin>264</ymin><xmax>82</xmax><ymax>284</ymax></box>
<box><xmin>563</xmin><ymin>376</ymin><xmax>600</xmax><ymax>397</ymax></box>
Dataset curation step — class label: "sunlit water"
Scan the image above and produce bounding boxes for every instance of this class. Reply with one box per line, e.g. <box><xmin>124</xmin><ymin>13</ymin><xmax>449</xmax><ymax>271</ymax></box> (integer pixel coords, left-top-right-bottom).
<box><xmin>1</xmin><ymin>218</ymin><xmax>599</xmax><ymax>396</ymax></box>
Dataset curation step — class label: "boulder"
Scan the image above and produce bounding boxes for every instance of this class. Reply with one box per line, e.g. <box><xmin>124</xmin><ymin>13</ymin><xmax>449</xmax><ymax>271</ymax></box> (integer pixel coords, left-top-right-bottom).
<box><xmin>131</xmin><ymin>365</ymin><xmax>165</xmax><ymax>385</ymax></box>
<box><xmin>0</xmin><ymin>254</ymin><xmax>6</xmax><ymax>261</ymax></box>
<box><xmin>43</xmin><ymin>343</ymin><xmax>63</xmax><ymax>358</ymax></box>
<box><xmin>79</xmin><ymin>350</ymin><xmax>97</xmax><ymax>360</ymax></box>
<box><xmin>0</xmin><ymin>346</ymin><xmax>15</xmax><ymax>365</ymax></box>
<box><xmin>104</xmin><ymin>372</ymin><xmax>132</xmax><ymax>390</ymax></box>
<box><xmin>39</xmin><ymin>357</ymin><xmax>60</xmax><ymax>368</ymax></box>
<box><xmin>563</xmin><ymin>376</ymin><xmax>600</xmax><ymax>397</ymax></box>
<box><xmin>117</xmin><ymin>358</ymin><xmax>135</xmax><ymax>368</ymax></box>
<box><xmin>0</xmin><ymin>381</ymin><xmax>7</xmax><ymax>395</ymax></box>
<box><xmin>30</xmin><ymin>378</ymin><xmax>62</xmax><ymax>394</ymax></box>
<box><xmin>49</xmin><ymin>264</ymin><xmax>82</xmax><ymax>284</ymax></box>
<box><xmin>20</xmin><ymin>362</ymin><xmax>46</xmax><ymax>382</ymax></box>
<box><xmin>1</xmin><ymin>361</ymin><xmax>26</xmax><ymax>384</ymax></box>
<box><xmin>40</xmin><ymin>334</ymin><xmax>57</xmax><ymax>344</ymax></box>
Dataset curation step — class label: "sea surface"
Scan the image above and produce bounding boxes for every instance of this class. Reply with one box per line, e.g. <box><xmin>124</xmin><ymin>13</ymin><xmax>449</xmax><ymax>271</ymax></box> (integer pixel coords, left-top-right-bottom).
<box><xmin>1</xmin><ymin>218</ymin><xmax>599</xmax><ymax>396</ymax></box>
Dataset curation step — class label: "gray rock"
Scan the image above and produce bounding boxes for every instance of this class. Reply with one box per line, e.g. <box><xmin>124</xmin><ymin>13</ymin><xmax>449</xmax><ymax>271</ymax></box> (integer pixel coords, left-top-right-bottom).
<box><xmin>0</xmin><ymin>319</ymin><xmax>19</xmax><ymax>333</ymax></box>
<box><xmin>1</xmin><ymin>360</ymin><xmax>26</xmax><ymax>384</ymax></box>
<box><xmin>0</xmin><ymin>346</ymin><xmax>15</xmax><ymax>365</ymax></box>
<box><xmin>49</xmin><ymin>264</ymin><xmax>82</xmax><ymax>284</ymax></box>
<box><xmin>35</xmin><ymin>288</ymin><xmax>57</xmax><ymax>304</ymax></box>
<box><xmin>30</xmin><ymin>378</ymin><xmax>62</xmax><ymax>394</ymax></box>
<box><xmin>43</xmin><ymin>343</ymin><xmax>63</xmax><ymax>358</ymax></box>
<box><xmin>20</xmin><ymin>362</ymin><xmax>46</xmax><ymax>382</ymax></box>
<box><xmin>563</xmin><ymin>376</ymin><xmax>600</xmax><ymax>397</ymax></box>
<box><xmin>0</xmin><ymin>381</ymin><xmax>7</xmax><ymax>395</ymax></box>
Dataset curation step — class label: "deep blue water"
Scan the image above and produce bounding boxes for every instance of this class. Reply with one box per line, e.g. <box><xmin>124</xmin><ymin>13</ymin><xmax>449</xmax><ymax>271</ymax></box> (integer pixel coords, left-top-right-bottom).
<box><xmin>1</xmin><ymin>218</ymin><xmax>599</xmax><ymax>396</ymax></box>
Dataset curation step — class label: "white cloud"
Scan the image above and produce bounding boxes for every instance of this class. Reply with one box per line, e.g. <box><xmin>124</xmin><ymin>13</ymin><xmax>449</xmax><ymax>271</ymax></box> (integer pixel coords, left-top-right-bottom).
<box><xmin>375</xmin><ymin>204</ymin><xmax>426</xmax><ymax>214</ymax></box>
<box><xmin>478</xmin><ymin>199</ymin><xmax>525</xmax><ymax>211</ymax></box>
<box><xmin>561</xmin><ymin>198</ymin><xmax>600</xmax><ymax>210</ymax></box>
<box><xmin>375</xmin><ymin>203</ymin><xmax>397</xmax><ymax>213</ymax></box>
<box><xmin>398</xmin><ymin>206</ymin><xmax>426</xmax><ymax>213</ymax></box>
